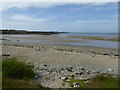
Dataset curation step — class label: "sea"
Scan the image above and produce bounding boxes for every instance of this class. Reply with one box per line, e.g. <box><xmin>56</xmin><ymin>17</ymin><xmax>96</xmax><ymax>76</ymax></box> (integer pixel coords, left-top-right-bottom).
<box><xmin>2</xmin><ymin>32</ymin><xmax>119</xmax><ymax>49</ymax></box>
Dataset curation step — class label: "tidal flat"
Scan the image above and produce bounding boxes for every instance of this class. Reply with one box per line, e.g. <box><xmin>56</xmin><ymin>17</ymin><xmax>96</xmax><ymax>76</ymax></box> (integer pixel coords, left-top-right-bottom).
<box><xmin>1</xmin><ymin>34</ymin><xmax>119</xmax><ymax>88</ymax></box>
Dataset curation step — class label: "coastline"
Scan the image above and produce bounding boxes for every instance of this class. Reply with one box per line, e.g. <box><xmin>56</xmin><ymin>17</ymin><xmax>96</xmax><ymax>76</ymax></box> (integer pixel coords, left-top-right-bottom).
<box><xmin>1</xmin><ymin>37</ymin><xmax>119</xmax><ymax>88</ymax></box>
<box><xmin>2</xmin><ymin>39</ymin><xmax>118</xmax><ymax>73</ymax></box>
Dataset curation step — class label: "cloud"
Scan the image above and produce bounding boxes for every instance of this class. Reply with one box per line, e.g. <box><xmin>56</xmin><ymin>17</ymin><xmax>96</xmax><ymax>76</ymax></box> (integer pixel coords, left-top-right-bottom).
<box><xmin>0</xmin><ymin>1</ymin><xmax>118</xmax><ymax>11</ymax></box>
<box><xmin>70</xmin><ymin>5</ymin><xmax>93</xmax><ymax>10</ymax></box>
<box><xmin>75</xmin><ymin>20</ymin><xmax>117</xmax><ymax>24</ymax></box>
<box><xmin>0</xmin><ymin>2</ymin><xmax>76</xmax><ymax>11</ymax></box>
<box><xmin>12</xmin><ymin>15</ymin><xmax>47</xmax><ymax>22</ymax></box>
<box><xmin>1</xmin><ymin>14</ymin><xmax>58</xmax><ymax>30</ymax></box>
<box><xmin>109</xmin><ymin>14</ymin><xmax>118</xmax><ymax>18</ymax></box>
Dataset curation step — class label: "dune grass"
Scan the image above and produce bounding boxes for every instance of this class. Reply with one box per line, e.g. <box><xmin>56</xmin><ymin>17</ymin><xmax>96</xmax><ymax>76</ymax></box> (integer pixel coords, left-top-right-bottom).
<box><xmin>2</xmin><ymin>57</ymin><xmax>45</xmax><ymax>88</ymax></box>
<box><xmin>2</xmin><ymin>57</ymin><xmax>36</xmax><ymax>79</ymax></box>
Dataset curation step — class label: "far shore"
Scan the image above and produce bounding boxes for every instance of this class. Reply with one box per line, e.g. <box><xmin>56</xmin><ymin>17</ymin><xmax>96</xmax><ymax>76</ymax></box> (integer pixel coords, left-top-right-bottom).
<box><xmin>67</xmin><ymin>35</ymin><xmax>119</xmax><ymax>42</ymax></box>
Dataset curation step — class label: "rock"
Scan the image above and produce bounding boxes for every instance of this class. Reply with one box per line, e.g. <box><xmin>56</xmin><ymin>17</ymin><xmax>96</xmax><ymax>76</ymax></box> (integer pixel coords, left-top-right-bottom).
<box><xmin>84</xmin><ymin>80</ymin><xmax>90</xmax><ymax>83</ymax></box>
<box><xmin>61</xmin><ymin>76</ymin><xmax>68</xmax><ymax>80</ymax></box>
<box><xmin>26</xmin><ymin>45</ymin><xmax>33</xmax><ymax>48</ymax></box>
<box><xmin>34</xmin><ymin>75</ymin><xmax>39</xmax><ymax>79</ymax></box>
<box><xmin>73</xmin><ymin>83</ymin><xmax>80</xmax><ymax>88</ymax></box>
<box><xmin>114</xmin><ymin>54</ymin><xmax>119</xmax><ymax>57</ymax></box>
<box><xmin>107</xmin><ymin>69</ymin><xmax>114</xmax><ymax>74</ymax></box>
<box><xmin>2</xmin><ymin>54</ymin><xmax>10</xmax><ymax>57</ymax></box>
<box><xmin>66</xmin><ymin>79</ymin><xmax>71</xmax><ymax>82</ymax></box>
<box><xmin>35</xmin><ymin>65</ymin><xmax>40</xmax><ymax>69</ymax></box>
<box><xmin>103</xmin><ymin>53</ymin><xmax>109</xmax><ymax>55</ymax></box>
<box><xmin>67</xmin><ymin>67</ymin><xmax>73</xmax><ymax>72</ymax></box>
<box><xmin>80</xmin><ymin>67</ymin><xmax>85</xmax><ymax>71</ymax></box>
<box><xmin>75</xmin><ymin>71</ymin><xmax>83</xmax><ymax>75</ymax></box>
<box><xmin>71</xmin><ymin>75</ymin><xmax>74</xmax><ymax>77</ymax></box>
<box><xmin>108</xmin><ymin>69</ymin><xmax>113</xmax><ymax>71</ymax></box>
<box><xmin>74</xmin><ymin>85</ymin><xmax>80</xmax><ymax>88</ymax></box>
<box><xmin>86</xmin><ymin>70</ymin><xmax>91</xmax><ymax>74</ymax></box>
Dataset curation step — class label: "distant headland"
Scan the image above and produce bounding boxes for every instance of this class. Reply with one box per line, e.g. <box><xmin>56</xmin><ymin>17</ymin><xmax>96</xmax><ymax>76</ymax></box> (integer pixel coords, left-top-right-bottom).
<box><xmin>0</xmin><ymin>29</ymin><xmax>68</xmax><ymax>35</ymax></box>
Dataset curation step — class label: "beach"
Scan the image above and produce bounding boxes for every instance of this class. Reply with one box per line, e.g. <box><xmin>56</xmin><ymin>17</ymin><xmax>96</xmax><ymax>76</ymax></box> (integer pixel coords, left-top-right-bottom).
<box><xmin>1</xmin><ymin>34</ymin><xmax>119</xmax><ymax>88</ymax></box>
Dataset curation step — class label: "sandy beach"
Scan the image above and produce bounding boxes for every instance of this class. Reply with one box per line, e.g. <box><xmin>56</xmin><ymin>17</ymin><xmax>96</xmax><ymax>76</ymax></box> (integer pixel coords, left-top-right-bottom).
<box><xmin>1</xmin><ymin>35</ymin><xmax>118</xmax><ymax>73</ymax></box>
<box><xmin>1</xmin><ymin>35</ymin><xmax>119</xmax><ymax>88</ymax></box>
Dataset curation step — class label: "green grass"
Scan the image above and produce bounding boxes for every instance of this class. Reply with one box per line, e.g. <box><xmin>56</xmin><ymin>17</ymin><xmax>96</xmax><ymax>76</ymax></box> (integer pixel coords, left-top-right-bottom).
<box><xmin>63</xmin><ymin>75</ymin><xmax>119</xmax><ymax>88</ymax></box>
<box><xmin>2</xmin><ymin>57</ymin><xmax>36</xmax><ymax>79</ymax></box>
<box><xmin>84</xmin><ymin>75</ymin><xmax>119</xmax><ymax>88</ymax></box>
<box><xmin>2</xmin><ymin>77</ymin><xmax>44</xmax><ymax>88</ymax></box>
<box><xmin>63</xmin><ymin>78</ymin><xmax>85</xmax><ymax>88</ymax></box>
<box><xmin>2</xmin><ymin>57</ymin><xmax>47</xmax><ymax>88</ymax></box>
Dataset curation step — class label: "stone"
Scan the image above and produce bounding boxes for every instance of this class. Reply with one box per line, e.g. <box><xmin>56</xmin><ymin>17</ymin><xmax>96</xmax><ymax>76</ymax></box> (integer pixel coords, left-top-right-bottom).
<box><xmin>84</xmin><ymin>80</ymin><xmax>90</xmax><ymax>83</ymax></box>
<box><xmin>73</xmin><ymin>83</ymin><xmax>80</xmax><ymax>88</ymax></box>
<box><xmin>61</xmin><ymin>76</ymin><xmax>68</xmax><ymax>80</ymax></box>
<box><xmin>66</xmin><ymin>79</ymin><xmax>71</xmax><ymax>82</ymax></box>
<box><xmin>107</xmin><ymin>69</ymin><xmax>114</xmax><ymax>74</ymax></box>
<box><xmin>108</xmin><ymin>68</ymin><xmax>113</xmax><ymax>71</ymax></box>
<box><xmin>67</xmin><ymin>67</ymin><xmax>73</xmax><ymax>72</ymax></box>
<box><xmin>34</xmin><ymin>75</ymin><xmax>39</xmax><ymax>79</ymax></box>
<box><xmin>71</xmin><ymin>75</ymin><xmax>74</xmax><ymax>77</ymax></box>
<box><xmin>75</xmin><ymin>71</ymin><xmax>83</xmax><ymax>75</ymax></box>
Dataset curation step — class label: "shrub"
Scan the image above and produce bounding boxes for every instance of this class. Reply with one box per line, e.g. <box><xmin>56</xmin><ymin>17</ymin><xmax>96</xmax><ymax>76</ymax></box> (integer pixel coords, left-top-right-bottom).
<box><xmin>2</xmin><ymin>58</ymin><xmax>36</xmax><ymax>79</ymax></box>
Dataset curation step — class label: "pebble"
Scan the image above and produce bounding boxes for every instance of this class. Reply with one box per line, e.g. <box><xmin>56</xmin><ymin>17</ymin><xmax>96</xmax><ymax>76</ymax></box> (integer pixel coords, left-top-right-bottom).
<box><xmin>73</xmin><ymin>83</ymin><xmax>80</xmax><ymax>88</ymax></box>
<box><xmin>33</xmin><ymin>64</ymin><xmax>116</xmax><ymax>83</ymax></box>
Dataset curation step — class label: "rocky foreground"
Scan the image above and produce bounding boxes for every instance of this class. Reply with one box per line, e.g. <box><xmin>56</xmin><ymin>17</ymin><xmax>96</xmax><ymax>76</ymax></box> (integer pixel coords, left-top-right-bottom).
<box><xmin>33</xmin><ymin>63</ymin><xmax>117</xmax><ymax>88</ymax></box>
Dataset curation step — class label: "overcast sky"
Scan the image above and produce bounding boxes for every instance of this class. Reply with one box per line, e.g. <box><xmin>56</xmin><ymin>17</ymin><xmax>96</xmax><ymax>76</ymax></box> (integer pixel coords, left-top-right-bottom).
<box><xmin>0</xmin><ymin>2</ymin><xmax>118</xmax><ymax>33</ymax></box>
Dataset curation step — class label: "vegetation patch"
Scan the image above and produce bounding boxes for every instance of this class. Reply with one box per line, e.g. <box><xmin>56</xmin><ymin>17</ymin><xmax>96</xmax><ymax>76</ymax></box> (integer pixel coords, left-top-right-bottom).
<box><xmin>63</xmin><ymin>78</ymin><xmax>85</xmax><ymax>88</ymax></box>
<box><xmin>2</xmin><ymin>77</ymin><xmax>44</xmax><ymax>88</ymax></box>
<box><xmin>2</xmin><ymin>57</ymin><xmax>47</xmax><ymax>88</ymax></box>
<box><xmin>2</xmin><ymin>57</ymin><xmax>36</xmax><ymax>79</ymax></box>
<box><xmin>84</xmin><ymin>75</ymin><xmax>119</xmax><ymax>88</ymax></box>
<box><xmin>64</xmin><ymin>75</ymin><xmax>119</xmax><ymax>88</ymax></box>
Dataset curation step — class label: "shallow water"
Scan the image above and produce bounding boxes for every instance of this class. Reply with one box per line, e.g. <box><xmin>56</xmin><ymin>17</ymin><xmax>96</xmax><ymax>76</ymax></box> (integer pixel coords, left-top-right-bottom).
<box><xmin>58</xmin><ymin>32</ymin><xmax>119</xmax><ymax>38</ymax></box>
<box><xmin>2</xmin><ymin>34</ymin><xmax>119</xmax><ymax>49</ymax></box>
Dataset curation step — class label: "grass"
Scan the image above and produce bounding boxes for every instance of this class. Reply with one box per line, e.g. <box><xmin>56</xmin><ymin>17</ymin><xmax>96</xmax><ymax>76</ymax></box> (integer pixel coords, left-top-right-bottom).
<box><xmin>63</xmin><ymin>78</ymin><xmax>85</xmax><ymax>88</ymax></box>
<box><xmin>2</xmin><ymin>57</ymin><xmax>36</xmax><ymax>79</ymax></box>
<box><xmin>84</xmin><ymin>75</ymin><xmax>119</xmax><ymax>88</ymax></box>
<box><xmin>64</xmin><ymin>75</ymin><xmax>119</xmax><ymax>88</ymax></box>
<box><xmin>2</xmin><ymin>77</ymin><xmax>44</xmax><ymax>88</ymax></box>
<box><xmin>2</xmin><ymin>57</ymin><xmax>46</xmax><ymax>88</ymax></box>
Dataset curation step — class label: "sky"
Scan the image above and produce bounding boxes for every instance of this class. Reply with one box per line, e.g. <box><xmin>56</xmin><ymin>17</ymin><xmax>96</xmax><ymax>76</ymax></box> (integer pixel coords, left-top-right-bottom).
<box><xmin>0</xmin><ymin>2</ymin><xmax>118</xmax><ymax>33</ymax></box>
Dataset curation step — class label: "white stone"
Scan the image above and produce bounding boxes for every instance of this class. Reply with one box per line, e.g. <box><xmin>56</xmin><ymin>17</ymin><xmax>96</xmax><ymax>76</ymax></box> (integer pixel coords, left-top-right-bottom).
<box><xmin>74</xmin><ymin>85</ymin><xmax>80</xmax><ymax>88</ymax></box>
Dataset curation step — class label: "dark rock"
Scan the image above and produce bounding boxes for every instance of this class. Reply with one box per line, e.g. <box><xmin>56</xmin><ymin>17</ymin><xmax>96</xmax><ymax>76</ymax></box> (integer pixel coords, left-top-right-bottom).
<box><xmin>114</xmin><ymin>54</ymin><xmax>119</xmax><ymax>57</ymax></box>
<box><xmin>67</xmin><ymin>67</ymin><xmax>73</xmax><ymax>72</ymax></box>
<box><xmin>71</xmin><ymin>75</ymin><xmax>74</xmax><ymax>77</ymax></box>
<box><xmin>2</xmin><ymin>54</ymin><xmax>10</xmax><ymax>57</ymax></box>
